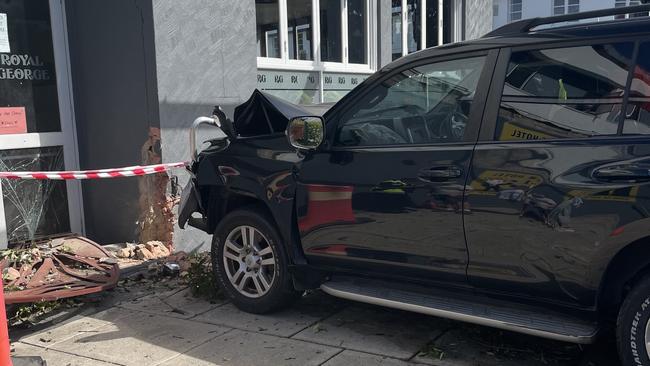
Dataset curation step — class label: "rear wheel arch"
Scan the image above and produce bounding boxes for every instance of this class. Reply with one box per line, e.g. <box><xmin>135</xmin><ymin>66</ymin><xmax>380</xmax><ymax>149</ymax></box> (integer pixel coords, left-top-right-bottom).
<box><xmin>599</xmin><ymin>236</ymin><xmax>650</xmax><ymax>319</ymax></box>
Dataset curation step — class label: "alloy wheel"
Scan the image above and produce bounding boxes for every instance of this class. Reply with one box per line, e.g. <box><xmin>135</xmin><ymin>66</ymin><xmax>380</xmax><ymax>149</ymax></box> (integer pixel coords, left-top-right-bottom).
<box><xmin>222</xmin><ymin>225</ymin><xmax>276</xmax><ymax>298</ymax></box>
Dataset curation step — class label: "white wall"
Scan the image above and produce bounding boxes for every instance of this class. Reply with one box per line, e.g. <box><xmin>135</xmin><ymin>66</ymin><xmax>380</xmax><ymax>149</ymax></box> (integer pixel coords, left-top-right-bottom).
<box><xmin>492</xmin><ymin>0</ymin><xmax>620</xmax><ymax>30</ymax></box>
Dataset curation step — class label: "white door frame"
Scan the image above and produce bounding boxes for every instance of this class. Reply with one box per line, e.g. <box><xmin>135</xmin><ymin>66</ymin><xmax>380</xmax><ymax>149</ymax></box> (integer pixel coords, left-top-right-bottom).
<box><xmin>0</xmin><ymin>0</ymin><xmax>84</xmax><ymax>248</ymax></box>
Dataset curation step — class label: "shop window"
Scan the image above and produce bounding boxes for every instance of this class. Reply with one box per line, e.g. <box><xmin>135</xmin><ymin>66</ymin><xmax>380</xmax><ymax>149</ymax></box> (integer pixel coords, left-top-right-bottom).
<box><xmin>1</xmin><ymin>146</ymin><xmax>70</xmax><ymax>244</ymax></box>
<box><xmin>257</xmin><ymin>0</ymin><xmax>371</xmax><ymax>69</ymax></box>
<box><xmin>442</xmin><ymin>0</ymin><xmax>452</xmax><ymax>44</ymax></box>
<box><xmin>287</xmin><ymin>0</ymin><xmax>313</xmax><ymax>60</ymax></box>
<box><xmin>348</xmin><ymin>0</ymin><xmax>367</xmax><ymax>64</ymax></box>
<box><xmin>425</xmin><ymin>0</ymin><xmax>439</xmax><ymax>48</ymax></box>
<box><xmin>393</xmin><ymin>0</ymin><xmax>450</xmax><ymax>61</ymax></box>
<box><xmin>623</xmin><ymin>42</ymin><xmax>650</xmax><ymax>135</ymax></box>
<box><xmin>320</xmin><ymin>0</ymin><xmax>342</xmax><ymax>62</ymax></box>
<box><xmin>0</xmin><ymin>0</ymin><xmax>61</xmax><ymax>134</ymax></box>
<box><xmin>496</xmin><ymin>43</ymin><xmax>634</xmax><ymax>141</ymax></box>
<box><xmin>256</xmin><ymin>0</ymin><xmax>281</xmax><ymax>58</ymax></box>
<box><xmin>406</xmin><ymin>0</ymin><xmax>421</xmax><ymax>54</ymax></box>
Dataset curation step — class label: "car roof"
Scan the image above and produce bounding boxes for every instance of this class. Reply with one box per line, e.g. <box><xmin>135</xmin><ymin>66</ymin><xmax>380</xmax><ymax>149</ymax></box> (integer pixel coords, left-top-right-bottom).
<box><xmin>385</xmin><ymin>16</ymin><xmax>650</xmax><ymax>71</ymax></box>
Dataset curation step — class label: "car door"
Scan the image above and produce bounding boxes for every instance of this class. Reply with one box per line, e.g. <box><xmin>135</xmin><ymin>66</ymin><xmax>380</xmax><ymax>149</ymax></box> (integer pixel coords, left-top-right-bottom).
<box><xmin>465</xmin><ymin>39</ymin><xmax>650</xmax><ymax>307</ymax></box>
<box><xmin>295</xmin><ymin>51</ymin><xmax>496</xmax><ymax>286</ymax></box>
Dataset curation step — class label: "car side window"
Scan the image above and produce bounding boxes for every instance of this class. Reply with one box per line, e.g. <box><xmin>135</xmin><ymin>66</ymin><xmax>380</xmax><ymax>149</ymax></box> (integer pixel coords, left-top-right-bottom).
<box><xmin>496</xmin><ymin>42</ymin><xmax>634</xmax><ymax>141</ymax></box>
<box><xmin>623</xmin><ymin>41</ymin><xmax>650</xmax><ymax>135</ymax></box>
<box><xmin>334</xmin><ymin>56</ymin><xmax>487</xmax><ymax>147</ymax></box>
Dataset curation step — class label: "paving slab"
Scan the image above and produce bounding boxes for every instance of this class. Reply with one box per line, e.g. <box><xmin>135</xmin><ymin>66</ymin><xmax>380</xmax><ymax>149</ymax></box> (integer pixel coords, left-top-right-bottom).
<box><xmin>103</xmin><ymin>282</ymin><xmax>174</xmax><ymax>307</ymax></box>
<box><xmin>47</xmin><ymin>311</ymin><xmax>231</xmax><ymax>366</ymax></box>
<box><xmin>20</xmin><ymin>307</ymin><xmax>131</xmax><ymax>348</ymax></box>
<box><xmin>322</xmin><ymin>350</ymin><xmax>420</xmax><ymax>366</ymax></box>
<box><xmin>412</xmin><ymin>323</ymin><xmax>582</xmax><ymax>366</ymax></box>
<box><xmin>159</xmin><ymin>329</ymin><xmax>342</xmax><ymax>366</ymax></box>
<box><xmin>12</xmin><ymin>342</ymin><xmax>115</xmax><ymax>366</ymax></box>
<box><xmin>293</xmin><ymin>303</ymin><xmax>450</xmax><ymax>360</ymax></box>
<box><xmin>194</xmin><ymin>290</ymin><xmax>347</xmax><ymax>337</ymax></box>
<box><xmin>119</xmin><ymin>287</ymin><xmax>226</xmax><ymax>318</ymax></box>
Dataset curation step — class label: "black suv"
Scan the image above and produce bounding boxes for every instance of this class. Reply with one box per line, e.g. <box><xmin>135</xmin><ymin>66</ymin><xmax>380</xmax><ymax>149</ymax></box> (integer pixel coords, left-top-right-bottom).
<box><xmin>180</xmin><ymin>5</ymin><xmax>650</xmax><ymax>365</ymax></box>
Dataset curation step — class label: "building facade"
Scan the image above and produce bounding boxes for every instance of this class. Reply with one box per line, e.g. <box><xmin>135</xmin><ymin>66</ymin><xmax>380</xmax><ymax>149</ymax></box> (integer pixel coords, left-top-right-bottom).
<box><xmin>493</xmin><ymin>0</ymin><xmax>648</xmax><ymax>29</ymax></box>
<box><xmin>0</xmin><ymin>0</ymin><xmax>492</xmax><ymax>251</ymax></box>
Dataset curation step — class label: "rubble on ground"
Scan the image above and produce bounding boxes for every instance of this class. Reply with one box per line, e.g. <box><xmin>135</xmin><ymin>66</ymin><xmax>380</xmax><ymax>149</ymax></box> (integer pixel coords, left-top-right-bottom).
<box><xmin>1</xmin><ymin>235</ymin><xmax>207</xmax><ymax>329</ymax></box>
<box><xmin>0</xmin><ymin>235</ymin><xmax>119</xmax><ymax>304</ymax></box>
<box><xmin>7</xmin><ymin>248</ymin><xmax>194</xmax><ymax>328</ymax></box>
<box><xmin>112</xmin><ymin>241</ymin><xmax>171</xmax><ymax>260</ymax></box>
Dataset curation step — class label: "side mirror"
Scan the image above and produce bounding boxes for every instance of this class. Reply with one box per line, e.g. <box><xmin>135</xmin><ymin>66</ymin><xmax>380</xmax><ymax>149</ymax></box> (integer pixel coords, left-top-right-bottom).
<box><xmin>286</xmin><ymin>116</ymin><xmax>324</xmax><ymax>150</ymax></box>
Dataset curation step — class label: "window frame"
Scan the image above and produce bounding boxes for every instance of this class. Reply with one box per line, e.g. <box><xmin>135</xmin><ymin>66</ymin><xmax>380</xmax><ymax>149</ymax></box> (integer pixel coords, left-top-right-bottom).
<box><xmin>398</xmin><ymin>0</ymin><xmax>430</xmax><ymax>58</ymax></box>
<box><xmin>325</xmin><ymin>49</ymin><xmax>499</xmax><ymax>150</ymax></box>
<box><xmin>508</xmin><ymin>0</ymin><xmax>522</xmax><ymax>22</ymax></box>
<box><xmin>553</xmin><ymin>0</ymin><xmax>580</xmax><ymax>16</ymax></box>
<box><xmin>392</xmin><ymin>0</ymin><xmax>461</xmax><ymax>60</ymax></box>
<box><xmin>553</xmin><ymin>0</ymin><xmax>565</xmax><ymax>16</ymax></box>
<box><xmin>614</xmin><ymin>0</ymin><xmax>647</xmax><ymax>19</ymax></box>
<box><xmin>479</xmin><ymin>36</ymin><xmax>650</xmax><ymax>144</ymax></box>
<box><xmin>257</xmin><ymin>0</ymin><xmax>376</xmax><ymax>74</ymax></box>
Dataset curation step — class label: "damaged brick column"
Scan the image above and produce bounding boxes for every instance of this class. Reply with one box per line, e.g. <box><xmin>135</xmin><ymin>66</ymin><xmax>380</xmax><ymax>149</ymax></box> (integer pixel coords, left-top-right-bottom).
<box><xmin>136</xmin><ymin>127</ymin><xmax>178</xmax><ymax>251</ymax></box>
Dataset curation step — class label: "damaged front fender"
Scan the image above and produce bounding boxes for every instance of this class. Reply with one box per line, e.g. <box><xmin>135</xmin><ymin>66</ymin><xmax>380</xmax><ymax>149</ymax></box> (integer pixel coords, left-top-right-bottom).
<box><xmin>178</xmin><ymin>179</ymin><xmax>202</xmax><ymax>230</ymax></box>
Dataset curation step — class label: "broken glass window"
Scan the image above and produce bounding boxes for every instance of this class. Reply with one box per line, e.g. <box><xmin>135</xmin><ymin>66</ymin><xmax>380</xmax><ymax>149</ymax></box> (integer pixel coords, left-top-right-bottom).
<box><xmin>0</xmin><ymin>146</ymin><xmax>70</xmax><ymax>244</ymax></box>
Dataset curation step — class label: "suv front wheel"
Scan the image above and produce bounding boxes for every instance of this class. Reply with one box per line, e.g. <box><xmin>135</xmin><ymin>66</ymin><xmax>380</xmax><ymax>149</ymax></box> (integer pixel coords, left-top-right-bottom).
<box><xmin>212</xmin><ymin>208</ymin><xmax>300</xmax><ymax>314</ymax></box>
<box><xmin>618</xmin><ymin>275</ymin><xmax>650</xmax><ymax>366</ymax></box>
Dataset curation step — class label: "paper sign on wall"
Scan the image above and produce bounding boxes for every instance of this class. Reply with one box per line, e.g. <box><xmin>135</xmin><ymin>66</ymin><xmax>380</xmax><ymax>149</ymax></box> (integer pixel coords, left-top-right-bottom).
<box><xmin>0</xmin><ymin>13</ymin><xmax>9</xmax><ymax>53</ymax></box>
<box><xmin>0</xmin><ymin>107</ymin><xmax>27</xmax><ymax>134</ymax></box>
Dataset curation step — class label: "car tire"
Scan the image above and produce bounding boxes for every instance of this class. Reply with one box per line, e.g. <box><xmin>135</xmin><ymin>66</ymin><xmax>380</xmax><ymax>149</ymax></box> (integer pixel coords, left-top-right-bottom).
<box><xmin>212</xmin><ymin>207</ymin><xmax>300</xmax><ymax>314</ymax></box>
<box><xmin>617</xmin><ymin>275</ymin><xmax>650</xmax><ymax>366</ymax></box>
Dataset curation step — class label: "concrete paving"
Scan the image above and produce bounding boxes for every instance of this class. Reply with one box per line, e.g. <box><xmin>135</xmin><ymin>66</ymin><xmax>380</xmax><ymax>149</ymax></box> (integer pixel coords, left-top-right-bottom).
<box><xmin>11</xmin><ymin>284</ymin><xmax>620</xmax><ymax>366</ymax></box>
<box><xmin>292</xmin><ymin>304</ymin><xmax>449</xmax><ymax>359</ymax></box>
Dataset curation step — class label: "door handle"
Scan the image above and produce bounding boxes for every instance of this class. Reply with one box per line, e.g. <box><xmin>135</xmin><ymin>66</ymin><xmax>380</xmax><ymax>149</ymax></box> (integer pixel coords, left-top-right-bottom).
<box><xmin>593</xmin><ymin>164</ymin><xmax>650</xmax><ymax>182</ymax></box>
<box><xmin>418</xmin><ymin>166</ymin><xmax>463</xmax><ymax>182</ymax></box>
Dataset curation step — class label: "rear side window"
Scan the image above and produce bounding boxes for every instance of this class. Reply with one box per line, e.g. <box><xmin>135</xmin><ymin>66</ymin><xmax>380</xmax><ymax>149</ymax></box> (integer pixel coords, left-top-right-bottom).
<box><xmin>623</xmin><ymin>42</ymin><xmax>650</xmax><ymax>135</ymax></box>
<box><xmin>496</xmin><ymin>42</ymin><xmax>634</xmax><ymax>141</ymax></box>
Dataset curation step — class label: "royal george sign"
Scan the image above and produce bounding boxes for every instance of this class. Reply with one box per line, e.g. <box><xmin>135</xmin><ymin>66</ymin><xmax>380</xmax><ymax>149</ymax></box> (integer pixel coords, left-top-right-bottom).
<box><xmin>0</xmin><ymin>54</ymin><xmax>51</xmax><ymax>81</ymax></box>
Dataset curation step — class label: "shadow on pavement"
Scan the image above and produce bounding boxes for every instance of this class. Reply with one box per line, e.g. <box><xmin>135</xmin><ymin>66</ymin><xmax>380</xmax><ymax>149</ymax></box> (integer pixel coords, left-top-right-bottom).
<box><xmin>10</xmin><ymin>286</ymin><xmax>625</xmax><ymax>366</ymax></box>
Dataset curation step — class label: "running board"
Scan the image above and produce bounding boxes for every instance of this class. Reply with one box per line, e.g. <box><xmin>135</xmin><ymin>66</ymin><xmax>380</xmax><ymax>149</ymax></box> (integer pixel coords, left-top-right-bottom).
<box><xmin>321</xmin><ymin>276</ymin><xmax>598</xmax><ymax>344</ymax></box>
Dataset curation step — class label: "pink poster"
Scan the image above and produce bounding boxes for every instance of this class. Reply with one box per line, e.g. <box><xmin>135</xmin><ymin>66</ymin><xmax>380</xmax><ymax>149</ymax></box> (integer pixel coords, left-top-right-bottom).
<box><xmin>0</xmin><ymin>107</ymin><xmax>27</xmax><ymax>134</ymax></box>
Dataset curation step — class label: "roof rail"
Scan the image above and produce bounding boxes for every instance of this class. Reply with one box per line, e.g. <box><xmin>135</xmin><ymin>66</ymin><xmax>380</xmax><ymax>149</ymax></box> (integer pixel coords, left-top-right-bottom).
<box><xmin>485</xmin><ymin>4</ymin><xmax>650</xmax><ymax>38</ymax></box>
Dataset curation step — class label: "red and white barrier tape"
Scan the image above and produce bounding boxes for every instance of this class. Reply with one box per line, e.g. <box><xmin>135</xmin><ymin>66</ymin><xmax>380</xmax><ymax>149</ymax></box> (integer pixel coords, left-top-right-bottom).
<box><xmin>0</xmin><ymin>162</ymin><xmax>188</xmax><ymax>180</ymax></box>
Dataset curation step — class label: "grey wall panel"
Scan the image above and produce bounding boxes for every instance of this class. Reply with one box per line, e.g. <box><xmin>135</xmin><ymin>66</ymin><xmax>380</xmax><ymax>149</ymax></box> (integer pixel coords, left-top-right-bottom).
<box><xmin>65</xmin><ymin>0</ymin><xmax>160</xmax><ymax>244</ymax></box>
<box><xmin>379</xmin><ymin>0</ymin><xmax>393</xmax><ymax>68</ymax></box>
<box><xmin>152</xmin><ymin>0</ymin><xmax>257</xmax><ymax>252</ymax></box>
<box><xmin>465</xmin><ymin>0</ymin><xmax>492</xmax><ymax>40</ymax></box>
